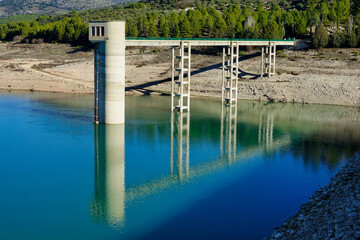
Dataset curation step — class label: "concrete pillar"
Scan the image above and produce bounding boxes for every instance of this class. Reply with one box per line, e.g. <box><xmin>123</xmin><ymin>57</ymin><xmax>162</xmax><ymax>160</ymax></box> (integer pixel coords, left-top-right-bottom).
<box><xmin>90</xmin><ymin>21</ymin><xmax>125</xmax><ymax>124</ymax></box>
<box><xmin>260</xmin><ymin>47</ymin><xmax>264</xmax><ymax>77</ymax></box>
<box><xmin>91</xmin><ymin>124</ymin><xmax>125</xmax><ymax>226</ymax></box>
<box><xmin>171</xmin><ymin>41</ymin><xmax>191</xmax><ymax>112</ymax></box>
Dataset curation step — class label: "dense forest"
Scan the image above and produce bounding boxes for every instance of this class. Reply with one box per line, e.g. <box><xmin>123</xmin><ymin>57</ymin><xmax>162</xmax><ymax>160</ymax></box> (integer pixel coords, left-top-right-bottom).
<box><xmin>0</xmin><ymin>0</ymin><xmax>359</xmax><ymax>48</ymax></box>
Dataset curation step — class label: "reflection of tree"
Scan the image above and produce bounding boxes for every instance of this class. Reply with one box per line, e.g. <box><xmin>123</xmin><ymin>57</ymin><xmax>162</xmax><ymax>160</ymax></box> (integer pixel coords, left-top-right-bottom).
<box><xmin>289</xmin><ymin>135</ymin><xmax>359</xmax><ymax>172</ymax></box>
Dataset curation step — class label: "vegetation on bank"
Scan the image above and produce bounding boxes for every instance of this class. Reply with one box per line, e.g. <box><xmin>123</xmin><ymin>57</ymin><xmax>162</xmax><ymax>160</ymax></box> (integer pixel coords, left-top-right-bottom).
<box><xmin>0</xmin><ymin>0</ymin><xmax>359</xmax><ymax>48</ymax></box>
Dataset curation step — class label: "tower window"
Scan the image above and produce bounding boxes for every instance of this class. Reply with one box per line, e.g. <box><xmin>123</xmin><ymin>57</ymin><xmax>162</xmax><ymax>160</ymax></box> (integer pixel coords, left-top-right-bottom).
<box><xmin>92</xmin><ymin>26</ymin><xmax>95</xmax><ymax>36</ymax></box>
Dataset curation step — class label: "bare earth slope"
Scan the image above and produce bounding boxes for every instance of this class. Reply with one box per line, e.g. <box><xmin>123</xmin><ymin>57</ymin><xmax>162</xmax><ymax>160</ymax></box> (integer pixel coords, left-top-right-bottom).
<box><xmin>0</xmin><ymin>42</ymin><xmax>359</xmax><ymax>107</ymax></box>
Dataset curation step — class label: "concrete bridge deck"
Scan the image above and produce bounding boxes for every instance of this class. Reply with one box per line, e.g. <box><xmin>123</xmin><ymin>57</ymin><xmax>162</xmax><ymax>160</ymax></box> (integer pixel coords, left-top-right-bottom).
<box><xmin>125</xmin><ymin>37</ymin><xmax>295</xmax><ymax>47</ymax></box>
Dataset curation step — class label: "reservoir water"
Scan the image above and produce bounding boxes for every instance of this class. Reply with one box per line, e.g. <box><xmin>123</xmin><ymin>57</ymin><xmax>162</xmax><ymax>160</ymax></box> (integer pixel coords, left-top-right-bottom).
<box><xmin>1</xmin><ymin>91</ymin><xmax>360</xmax><ymax>240</ymax></box>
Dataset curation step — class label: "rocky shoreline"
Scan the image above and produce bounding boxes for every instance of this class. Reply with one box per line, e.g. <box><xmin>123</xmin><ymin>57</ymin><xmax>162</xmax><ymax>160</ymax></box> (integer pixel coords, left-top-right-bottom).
<box><xmin>269</xmin><ymin>152</ymin><xmax>360</xmax><ymax>240</ymax></box>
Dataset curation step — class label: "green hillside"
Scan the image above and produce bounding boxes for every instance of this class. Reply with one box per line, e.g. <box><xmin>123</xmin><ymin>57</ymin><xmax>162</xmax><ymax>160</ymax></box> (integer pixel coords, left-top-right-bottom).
<box><xmin>0</xmin><ymin>0</ymin><xmax>131</xmax><ymax>17</ymax></box>
<box><xmin>0</xmin><ymin>0</ymin><xmax>359</xmax><ymax>48</ymax></box>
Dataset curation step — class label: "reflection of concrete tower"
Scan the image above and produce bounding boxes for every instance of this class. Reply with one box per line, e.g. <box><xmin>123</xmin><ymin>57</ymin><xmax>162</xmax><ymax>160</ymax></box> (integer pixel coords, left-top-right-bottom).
<box><xmin>91</xmin><ymin>124</ymin><xmax>125</xmax><ymax>227</ymax></box>
<box><xmin>258</xmin><ymin>112</ymin><xmax>274</xmax><ymax>151</ymax></box>
<box><xmin>220</xmin><ymin>103</ymin><xmax>238</xmax><ymax>164</ymax></box>
<box><xmin>170</xmin><ymin>112</ymin><xmax>190</xmax><ymax>180</ymax></box>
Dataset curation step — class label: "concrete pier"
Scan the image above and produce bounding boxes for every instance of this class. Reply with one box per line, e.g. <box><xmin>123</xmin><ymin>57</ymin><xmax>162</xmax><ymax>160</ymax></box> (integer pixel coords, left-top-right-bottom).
<box><xmin>90</xmin><ymin>21</ymin><xmax>125</xmax><ymax>124</ymax></box>
<box><xmin>222</xmin><ymin>42</ymin><xmax>239</xmax><ymax>103</ymax></box>
<box><xmin>171</xmin><ymin>41</ymin><xmax>191</xmax><ymax>112</ymax></box>
<box><xmin>261</xmin><ymin>42</ymin><xmax>277</xmax><ymax>77</ymax></box>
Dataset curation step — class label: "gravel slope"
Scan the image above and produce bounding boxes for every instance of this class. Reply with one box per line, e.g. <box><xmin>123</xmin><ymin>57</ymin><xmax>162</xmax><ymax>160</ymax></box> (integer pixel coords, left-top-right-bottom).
<box><xmin>269</xmin><ymin>153</ymin><xmax>360</xmax><ymax>240</ymax></box>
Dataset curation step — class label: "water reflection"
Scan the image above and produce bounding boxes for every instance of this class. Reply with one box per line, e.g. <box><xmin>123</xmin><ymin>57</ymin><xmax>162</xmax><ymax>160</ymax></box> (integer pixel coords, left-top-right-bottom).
<box><xmin>86</xmin><ymin>96</ymin><xmax>360</xmax><ymax>238</ymax></box>
<box><xmin>258</xmin><ymin>112</ymin><xmax>274</xmax><ymax>151</ymax></box>
<box><xmin>91</xmin><ymin>124</ymin><xmax>125</xmax><ymax>227</ymax></box>
<box><xmin>2</xmin><ymin>92</ymin><xmax>360</xmax><ymax>240</ymax></box>
<box><xmin>220</xmin><ymin>102</ymin><xmax>238</xmax><ymax>164</ymax></box>
<box><xmin>170</xmin><ymin>112</ymin><xmax>190</xmax><ymax>179</ymax></box>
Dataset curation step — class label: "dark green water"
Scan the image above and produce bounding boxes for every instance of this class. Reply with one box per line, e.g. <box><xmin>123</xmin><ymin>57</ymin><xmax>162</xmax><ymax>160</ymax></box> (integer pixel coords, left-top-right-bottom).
<box><xmin>0</xmin><ymin>91</ymin><xmax>359</xmax><ymax>240</ymax></box>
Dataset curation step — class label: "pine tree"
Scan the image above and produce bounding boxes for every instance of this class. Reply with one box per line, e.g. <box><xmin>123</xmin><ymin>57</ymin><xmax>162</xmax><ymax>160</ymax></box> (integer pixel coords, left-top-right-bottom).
<box><xmin>263</xmin><ymin>20</ymin><xmax>282</xmax><ymax>39</ymax></box>
<box><xmin>312</xmin><ymin>24</ymin><xmax>328</xmax><ymax>48</ymax></box>
<box><xmin>347</xmin><ymin>32</ymin><xmax>357</xmax><ymax>47</ymax></box>
<box><xmin>158</xmin><ymin>15</ymin><xmax>169</xmax><ymax>38</ymax></box>
<box><xmin>126</xmin><ymin>19</ymin><xmax>138</xmax><ymax>37</ymax></box>
<box><xmin>335</xmin><ymin>0</ymin><xmax>351</xmax><ymax>28</ymax></box>
<box><xmin>173</xmin><ymin>25</ymin><xmax>180</xmax><ymax>38</ymax></box>
<box><xmin>234</xmin><ymin>20</ymin><xmax>243</xmax><ymax>38</ymax></box>
<box><xmin>169</xmin><ymin>12</ymin><xmax>179</xmax><ymax>37</ymax></box>
<box><xmin>138</xmin><ymin>16</ymin><xmax>149</xmax><ymax>37</ymax></box>
<box><xmin>179</xmin><ymin>16</ymin><xmax>192</xmax><ymax>38</ymax></box>
<box><xmin>148</xmin><ymin>19</ymin><xmax>159</xmax><ymax>37</ymax></box>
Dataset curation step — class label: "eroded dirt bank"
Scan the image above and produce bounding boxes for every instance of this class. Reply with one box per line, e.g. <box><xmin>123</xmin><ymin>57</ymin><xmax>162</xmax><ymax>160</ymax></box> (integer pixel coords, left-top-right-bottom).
<box><xmin>0</xmin><ymin>42</ymin><xmax>359</xmax><ymax>107</ymax></box>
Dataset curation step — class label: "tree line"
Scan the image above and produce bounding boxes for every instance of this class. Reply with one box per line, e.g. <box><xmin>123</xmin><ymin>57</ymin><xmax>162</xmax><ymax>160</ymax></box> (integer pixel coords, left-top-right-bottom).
<box><xmin>0</xmin><ymin>0</ymin><xmax>359</xmax><ymax>48</ymax></box>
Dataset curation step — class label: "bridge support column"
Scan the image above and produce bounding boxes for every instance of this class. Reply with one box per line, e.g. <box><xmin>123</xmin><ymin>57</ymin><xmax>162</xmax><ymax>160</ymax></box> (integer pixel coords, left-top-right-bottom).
<box><xmin>261</xmin><ymin>42</ymin><xmax>276</xmax><ymax>77</ymax></box>
<box><xmin>171</xmin><ymin>41</ymin><xmax>191</xmax><ymax>112</ymax></box>
<box><xmin>222</xmin><ymin>42</ymin><xmax>239</xmax><ymax>103</ymax></box>
<box><xmin>91</xmin><ymin>21</ymin><xmax>125</xmax><ymax>124</ymax></box>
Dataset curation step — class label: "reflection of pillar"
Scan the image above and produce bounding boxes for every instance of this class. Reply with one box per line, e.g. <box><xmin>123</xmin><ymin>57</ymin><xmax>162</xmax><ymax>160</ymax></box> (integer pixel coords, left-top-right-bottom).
<box><xmin>170</xmin><ymin>112</ymin><xmax>190</xmax><ymax>180</ymax></box>
<box><xmin>258</xmin><ymin>113</ymin><xmax>274</xmax><ymax>150</ymax></box>
<box><xmin>220</xmin><ymin>103</ymin><xmax>237</xmax><ymax>164</ymax></box>
<box><xmin>91</xmin><ymin>124</ymin><xmax>125</xmax><ymax>227</ymax></box>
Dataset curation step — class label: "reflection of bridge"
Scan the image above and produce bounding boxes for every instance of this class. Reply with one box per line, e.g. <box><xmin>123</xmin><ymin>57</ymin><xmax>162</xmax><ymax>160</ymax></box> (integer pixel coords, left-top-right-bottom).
<box><xmin>90</xmin><ymin>107</ymin><xmax>290</xmax><ymax>226</ymax></box>
<box><xmin>89</xmin><ymin>21</ymin><xmax>295</xmax><ymax>124</ymax></box>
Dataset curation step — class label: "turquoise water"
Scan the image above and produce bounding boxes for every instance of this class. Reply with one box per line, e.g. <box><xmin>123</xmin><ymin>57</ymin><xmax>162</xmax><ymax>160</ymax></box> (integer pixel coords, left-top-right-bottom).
<box><xmin>1</xmin><ymin>91</ymin><xmax>359</xmax><ymax>240</ymax></box>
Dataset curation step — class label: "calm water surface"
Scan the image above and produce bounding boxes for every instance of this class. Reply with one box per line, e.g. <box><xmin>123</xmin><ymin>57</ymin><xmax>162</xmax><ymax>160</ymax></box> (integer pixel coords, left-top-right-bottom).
<box><xmin>1</xmin><ymin>91</ymin><xmax>360</xmax><ymax>240</ymax></box>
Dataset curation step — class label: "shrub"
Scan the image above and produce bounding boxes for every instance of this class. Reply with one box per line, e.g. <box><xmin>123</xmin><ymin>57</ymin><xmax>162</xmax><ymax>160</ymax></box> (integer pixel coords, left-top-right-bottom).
<box><xmin>312</xmin><ymin>24</ymin><xmax>328</xmax><ymax>48</ymax></box>
<box><xmin>347</xmin><ymin>33</ymin><xmax>358</xmax><ymax>48</ymax></box>
<box><xmin>330</xmin><ymin>31</ymin><xmax>346</xmax><ymax>47</ymax></box>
